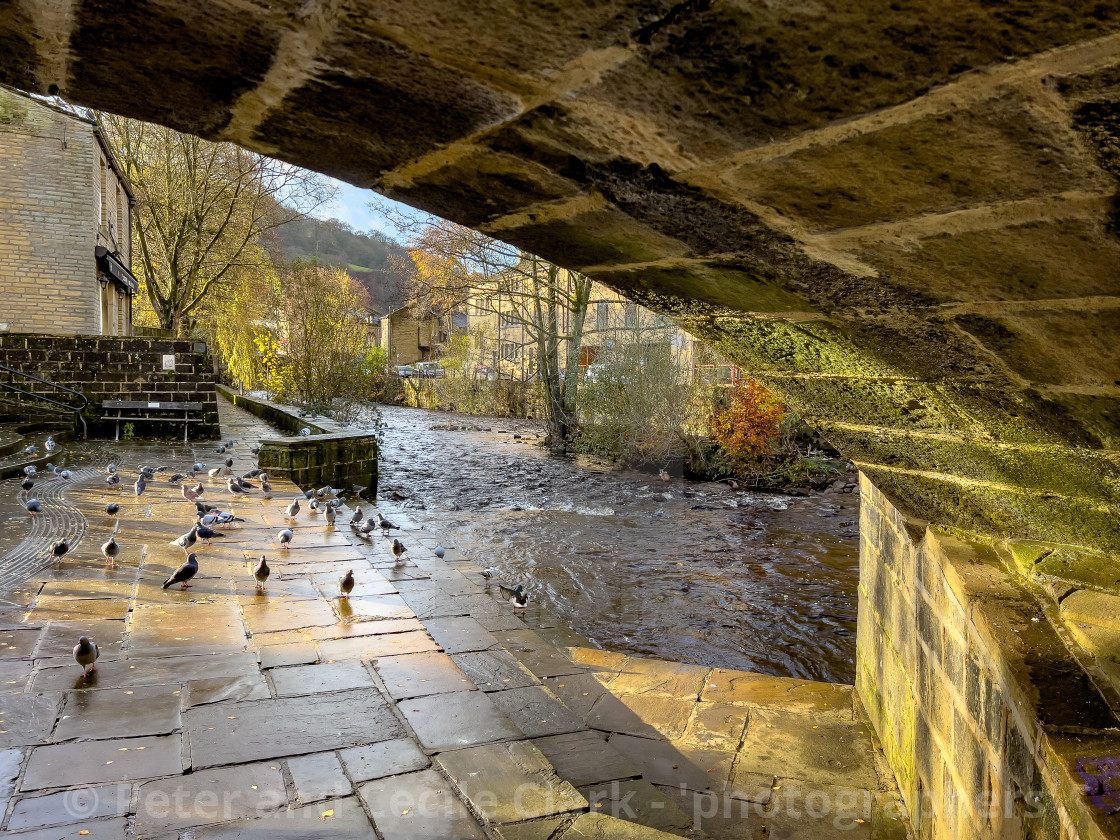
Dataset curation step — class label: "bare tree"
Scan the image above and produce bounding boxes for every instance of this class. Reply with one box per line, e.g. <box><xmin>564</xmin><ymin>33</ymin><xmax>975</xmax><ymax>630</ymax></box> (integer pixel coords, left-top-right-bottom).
<box><xmin>100</xmin><ymin>115</ymin><xmax>333</xmax><ymax>335</ymax></box>
<box><xmin>401</xmin><ymin>219</ymin><xmax>592</xmax><ymax>448</ymax></box>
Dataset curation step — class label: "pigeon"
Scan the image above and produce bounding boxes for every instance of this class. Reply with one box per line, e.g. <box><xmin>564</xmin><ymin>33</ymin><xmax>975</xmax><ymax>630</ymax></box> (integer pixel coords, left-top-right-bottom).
<box><xmin>107</xmin><ymin>464</ymin><xmax>118</xmax><ymax>474</ymax></box>
<box><xmin>339</xmin><ymin>569</ymin><xmax>355</xmax><ymax>598</ymax></box>
<box><xmin>167</xmin><ymin>473</ymin><xmax>185</xmax><ymax>483</ymax></box>
<box><xmin>208</xmin><ymin>467</ymin><xmax>223</xmax><ymax>479</ymax></box>
<box><xmin>324</xmin><ymin>505</ymin><xmax>336</xmax><ymax>527</ymax></box>
<box><xmin>192</xmin><ymin>482</ymin><xmax>205</xmax><ymax>495</ymax></box>
<box><xmin>278</xmin><ymin>528</ymin><xmax>293</xmax><ymax>550</ymax></box>
<box><xmin>163</xmin><ymin>553</ymin><xmax>198</xmax><ymax>589</ymax></box>
<box><xmin>23</xmin><ymin>444</ymin><xmax>37</xmax><ymax>456</ymax></box>
<box><xmin>25</xmin><ymin>498</ymin><xmax>41</xmax><ymax>515</ymax></box>
<box><xmin>434</xmin><ymin>545</ymin><xmax>446</xmax><ymax>558</ymax></box>
<box><xmin>261</xmin><ymin>478</ymin><xmax>272</xmax><ymax>495</ymax></box>
<box><xmin>46</xmin><ymin>462</ymin><xmax>57</xmax><ymax>474</ymax></box>
<box><xmin>200</xmin><ymin>510</ymin><xmax>244</xmax><ymax>528</ymax></box>
<box><xmin>258</xmin><ymin>473</ymin><xmax>270</xmax><ymax>482</ymax></box>
<box><xmin>105</xmin><ymin>473</ymin><xmax>120</xmax><ymax>485</ymax></box>
<box><xmin>74</xmin><ymin>636</ymin><xmax>99</xmax><ymax>676</ymax></box>
<box><xmin>134</xmin><ymin>475</ymin><xmax>146</xmax><ymax>496</ymax></box>
<box><xmin>105</xmin><ymin>502</ymin><xmax>119</xmax><ymax>515</ymax></box>
<box><xmin>192</xmin><ymin>463</ymin><xmax>206</xmax><ymax>472</ymax></box>
<box><xmin>102</xmin><ymin>537</ymin><xmax>119</xmax><ymax>565</ymax></box>
<box><xmin>482</xmin><ymin>567</ymin><xmax>498</xmax><ymax>579</ymax></box>
<box><xmin>242</xmin><ymin>469</ymin><xmax>261</xmax><ymax>479</ymax></box>
<box><xmin>226</xmin><ymin>478</ymin><xmax>245</xmax><ymax>495</ymax></box>
<box><xmin>23</xmin><ymin>465</ymin><xmax>36</xmax><ymax>476</ymax></box>
<box><xmin>155</xmin><ymin>465</ymin><xmax>169</xmax><ymax>474</ymax></box>
<box><xmin>217</xmin><ymin>445</ymin><xmax>227</xmax><ymax>455</ymax></box>
<box><xmin>170</xmin><ymin>526</ymin><xmax>198</xmax><ymax>554</ymax></box>
<box><xmin>253</xmin><ymin>555</ymin><xmax>270</xmax><ymax>590</ymax></box>
<box><xmin>250</xmin><ymin>445</ymin><xmax>260</xmax><ymax>456</ymax></box>
<box><xmin>194</xmin><ymin>524</ymin><xmax>225</xmax><ymax>545</ymax></box>
<box><xmin>48</xmin><ymin>540</ymin><xmax>69</xmax><ymax>564</ymax></box>
<box><xmin>298</xmin><ymin>427</ymin><xmax>311</xmax><ymax>437</ymax></box>
<box><xmin>194</xmin><ymin>501</ymin><xmax>217</xmax><ymax>515</ymax></box>
<box><xmin>58</xmin><ymin>469</ymin><xmax>73</xmax><ymax>480</ymax></box>
<box><xmin>304</xmin><ymin>489</ymin><xmax>315</xmax><ymax>500</ymax></box>
<box><xmin>224</xmin><ymin>457</ymin><xmax>234</xmax><ymax>468</ymax></box>
<box><xmin>182</xmin><ymin>484</ymin><xmax>201</xmax><ymax>502</ymax></box>
<box><xmin>284</xmin><ymin>499</ymin><xmax>300</xmax><ymax>520</ymax></box>
<box><xmin>45</xmin><ymin>435</ymin><xmax>56</xmax><ymax>452</ymax></box>
<box><xmin>391</xmin><ymin>538</ymin><xmax>407</xmax><ymax>564</ymax></box>
<box><xmin>20</xmin><ymin>478</ymin><xmax>33</xmax><ymax>491</ymax></box>
<box><xmin>349</xmin><ymin>506</ymin><xmax>363</xmax><ymax>525</ymax></box>
<box><xmin>499</xmin><ymin>583</ymin><xmax>529</xmax><ymax>611</ymax></box>
<box><xmin>309</xmin><ymin>499</ymin><xmax>320</xmax><ymax>513</ymax></box>
<box><xmin>377</xmin><ymin>512</ymin><xmax>397</xmax><ymax>535</ymax></box>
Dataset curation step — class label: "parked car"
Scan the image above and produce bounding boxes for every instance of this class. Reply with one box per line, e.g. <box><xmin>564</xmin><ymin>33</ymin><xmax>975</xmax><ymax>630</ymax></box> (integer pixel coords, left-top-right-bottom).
<box><xmin>413</xmin><ymin>361</ymin><xmax>443</xmax><ymax>378</ymax></box>
<box><xmin>395</xmin><ymin>365</ymin><xmax>415</xmax><ymax>378</ymax></box>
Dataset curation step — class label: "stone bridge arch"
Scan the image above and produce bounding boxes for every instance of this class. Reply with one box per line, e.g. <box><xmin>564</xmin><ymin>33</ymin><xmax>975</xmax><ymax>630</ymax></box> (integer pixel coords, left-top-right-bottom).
<box><xmin>2</xmin><ymin>2</ymin><xmax>1119</xmax><ymax>837</ymax></box>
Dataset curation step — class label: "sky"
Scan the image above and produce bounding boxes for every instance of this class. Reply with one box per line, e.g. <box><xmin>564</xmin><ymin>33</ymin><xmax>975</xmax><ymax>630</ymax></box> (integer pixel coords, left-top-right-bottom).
<box><xmin>313</xmin><ymin>178</ymin><xmax>438</xmax><ymax>242</ymax></box>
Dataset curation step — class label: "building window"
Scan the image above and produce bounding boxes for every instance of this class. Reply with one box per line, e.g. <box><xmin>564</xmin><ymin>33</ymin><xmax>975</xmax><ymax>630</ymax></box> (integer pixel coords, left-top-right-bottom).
<box><xmin>624</xmin><ymin>303</ymin><xmax>637</xmax><ymax>328</ymax></box>
<box><xmin>99</xmin><ymin>159</ymin><xmax>107</xmax><ymax>226</ymax></box>
<box><xmin>596</xmin><ymin>302</ymin><xmax>608</xmax><ymax>331</ymax></box>
<box><xmin>116</xmin><ymin>186</ymin><xmax>124</xmax><ymax>243</ymax></box>
<box><xmin>500</xmin><ymin>341</ymin><xmax>518</xmax><ymax>360</ymax></box>
<box><xmin>499</xmin><ymin>311</ymin><xmax>517</xmax><ymax>327</ymax></box>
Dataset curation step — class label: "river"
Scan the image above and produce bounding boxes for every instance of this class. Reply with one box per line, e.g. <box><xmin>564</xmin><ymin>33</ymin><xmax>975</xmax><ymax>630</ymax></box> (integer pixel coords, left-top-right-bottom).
<box><xmin>373</xmin><ymin>404</ymin><xmax>861</xmax><ymax>685</ymax></box>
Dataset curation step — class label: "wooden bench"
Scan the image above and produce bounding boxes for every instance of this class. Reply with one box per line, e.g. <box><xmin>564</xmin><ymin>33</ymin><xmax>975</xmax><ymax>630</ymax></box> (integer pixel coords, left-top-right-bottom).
<box><xmin>102</xmin><ymin>400</ymin><xmax>204</xmax><ymax>443</ymax></box>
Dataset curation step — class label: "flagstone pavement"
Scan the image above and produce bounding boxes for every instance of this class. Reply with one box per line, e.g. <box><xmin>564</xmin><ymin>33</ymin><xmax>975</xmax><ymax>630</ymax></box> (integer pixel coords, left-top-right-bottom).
<box><xmin>0</xmin><ymin>396</ymin><xmax>911</xmax><ymax>839</ymax></box>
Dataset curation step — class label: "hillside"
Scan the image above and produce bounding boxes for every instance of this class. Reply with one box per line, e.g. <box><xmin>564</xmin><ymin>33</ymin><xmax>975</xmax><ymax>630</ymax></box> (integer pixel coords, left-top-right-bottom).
<box><xmin>270</xmin><ymin>215</ymin><xmax>413</xmax><ymax>313</ymax></box>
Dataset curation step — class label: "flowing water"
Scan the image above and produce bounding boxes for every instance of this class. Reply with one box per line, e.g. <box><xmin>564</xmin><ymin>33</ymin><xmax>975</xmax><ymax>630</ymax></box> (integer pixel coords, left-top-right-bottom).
<box><xmin>375</xmin><ymin>405</ymin><xmax>861</xmax><ymax>685</ymax></box>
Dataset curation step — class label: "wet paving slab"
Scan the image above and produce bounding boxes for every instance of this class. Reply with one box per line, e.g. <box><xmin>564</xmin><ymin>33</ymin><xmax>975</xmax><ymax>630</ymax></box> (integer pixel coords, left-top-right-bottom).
<box><xmin>0</xmin><ymin>397</ymin><xmax>909</xmax><ymax>839</ymax></box>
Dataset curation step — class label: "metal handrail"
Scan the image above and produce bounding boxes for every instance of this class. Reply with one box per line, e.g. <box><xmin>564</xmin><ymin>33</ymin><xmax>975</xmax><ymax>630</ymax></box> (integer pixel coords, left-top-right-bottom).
<box><xmin>0</xmin><ymin>364</ymin><xmax>88</xmax><ymax>439</ymax></box>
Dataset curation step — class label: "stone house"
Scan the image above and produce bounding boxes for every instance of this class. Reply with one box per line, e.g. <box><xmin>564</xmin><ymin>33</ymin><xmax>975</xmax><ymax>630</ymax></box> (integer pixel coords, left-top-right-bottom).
<box><xmin>377</xmin><ymin>305</ymin><xmax>445</xmax><ymax>367</ymax></box>
<box><xmin>0</xmin><ymin>84</ymin><xmax>137</xmax><ymax>337</ymax></box>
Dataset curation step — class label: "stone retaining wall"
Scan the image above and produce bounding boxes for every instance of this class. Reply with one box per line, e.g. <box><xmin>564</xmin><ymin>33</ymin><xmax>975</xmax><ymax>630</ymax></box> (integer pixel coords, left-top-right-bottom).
<box><xmin>0</xmin><ymin>333</ymin><xmax>219</xmax><ymax>438</ymax></box>
<box><xmin>218</xmin><ymin>386</ymin><xmax>376</xmax><ymax>495</ymax></box>
<box><xmin>857</xmin><ymin>476</ymin><xmax>1120</xmax><ymax>840</ymax></box>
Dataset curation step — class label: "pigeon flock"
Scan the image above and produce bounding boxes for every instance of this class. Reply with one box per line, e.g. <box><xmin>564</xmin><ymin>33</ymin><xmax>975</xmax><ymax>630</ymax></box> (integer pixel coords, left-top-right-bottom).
<box><xmin>13</xmin><ymin>432</ymin><xmax>530</xmax><ymax>681</ymax></box>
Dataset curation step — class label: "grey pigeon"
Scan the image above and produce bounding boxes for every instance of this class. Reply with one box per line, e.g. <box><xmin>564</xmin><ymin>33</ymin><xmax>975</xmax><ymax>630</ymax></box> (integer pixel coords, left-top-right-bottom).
<box><xmin>168</xmin><ymin>473</ymin><xmax>185</xmax><ymax>483</ymax></box>
<box><xmin>482</xmin><ymin>567</ymin><xmax>498</xmax><ymax>579</ymax></box>
<box><xmin>192</xmin><ymin>482</ymin><xmax>205</xmax><ymax>495</ymax></box>
<box><xmin>192</xmin><ymin>462</ymin><xmax>206</xmax><ymax>472</ymax></box>
<box><xmin>391</xmin><ymin>538</ymin><xmax>407</xmax><ymax>564</ymax></box>
<box><xmin>253</xmin><ymin>555</ymin><xmax>270</xmax><ymax>590</ymax></box>
<box><xmin>49</xmin><ymin>540</ymin><xmax>68</xmax><ymax>563</ymax></box>
<box><xmin>74</xmin><ymin>636</ymin><xmax>99</xmax><ymax>676</ymax></box>
<box><xmin>226</xmin><ymin>478</ymin><xmax>245</xmax><ymax>495</ymax></box>
<box><xmin>195</xmin><ymin>524</ymin><xmax>225</xmax><ymax>545</ymax></box>
<box><xmin>24</xmin><ymin>444</ymin><xmax>37</xmax><ymax>456</ymax></box>
<box><xmin>45</xmin><ymin>435</ymin><xmax>56</xmax><ymax>452</ymax></box>
<box><xmin>377</xmin><ymin>512</ymin><xmax>397</xmax><ymax>534</ymax></box>
<box><xmin>25</xmin><ymin>498</ymin><xmax>41</xmax><ymax>515</ymax></box>
<box><xmin>434</xmin><ymin>545</ymin><xmax>445</xmax><ymax>558</ymax></box>
<box><xmin>224</xmin><ymin>457</ymin><xmax>234</xmax><ymax>468</ymax></box>
<box><xmin>155</xmin><ymin>465</ymin><xmax>169</xmax><ymax>474</ymax></box>
<box><xmin>278</xmin><ymin>528</ymin><xmax>293</xmax><ymax>550</ymax></box>
<box><xmin>58</xmin><ymin>469</ymin><xmax>73</xmax><ymax>480</ymax></box>
<box><xmin>182</xmin><ymin>484</ymin><xmax>201</xmax><ymax>502</ymax></box>
<box><xmin>163</xmin><ymin>553</ymin><xmax>198</xmax><ymax>589</ymax></box>
<box><xmin>349</xmin><ymin>506</ymin><xmax>363</xmax><ymax>525</ymax></box>
<box><xmin>106</xmin><ymin>473</ymin><xmax>120</xmax><ymax>485</ymax></box>
<box><xmin>304</xmin><ymin>489</ymin><xmax>315</xmax><ymax>500</ymax></box>
<box><xmin>20</xmin><ymin>478</ymin><xmax>33</xmax><ymax>491</ymax></box>
<box><xmin>298</xmin><ymin>427</ymin><xmax>311</xmax><ymax>437</ymax></box>
<box><xmin>134</xmin><ymin>475</ymin><xmax>146</xmax><ymax>496</ymax></box>
<box><xmin>105</xmin><ymin>502</ymin><xmax>119</xmax><ymax>515</ymax></box>
<box><xmin>170</xmin><ymin>526</ymin><xmax>198</xmax><ymax>554</ymax></box>
<box><xmin>499</xmin><ymin>583</ymin><xmax>529</xmax><ymax>611</ymax></box>
<box><xmin>46</xmin><ymin>462</ymin><xmax>57</xmax><ymax>473</ymax></box>
<box><xmin>339</xmin><ymin>569</ymin><xmax>355</xmax><ymax>598</ymax></box>
<box><xmin>250</xmin><ymin>445</ymin><xmax>260</xmax><ymax>455</ymax></box>
<box><xmin>23</xmin><ymin>465</ymin><xmax>36</xmax><ymax>476</ymax></box>
<box><xmin>106</xmin><ymin>464</ymin><xmax>117</xmax><ymax>474</ymax></box>
<box><xmin>102</xmin><ymin>537</ymin><xmax>119</xmax><ymax>565</ymax></box>
<box><xmin>324</xmin><ymin>505</ymin><xmax>336</xmax><ymax>527</ymax></box>
<box><xmin>261</xmin><ymin>478</ymin><xmax>272</xmax><ymax>495</ymax></box>
<box><xmin>284</xmin><ymin>499</ymin><xmax>300</xmax><ymax>519</ymax></box>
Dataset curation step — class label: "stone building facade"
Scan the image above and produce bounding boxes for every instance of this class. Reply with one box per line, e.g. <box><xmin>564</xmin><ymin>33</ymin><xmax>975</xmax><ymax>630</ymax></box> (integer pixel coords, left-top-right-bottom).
<box><xmin>0</xmin><ymin>84</ymin><xmax>136</xmax><ymax>337</ymax></box>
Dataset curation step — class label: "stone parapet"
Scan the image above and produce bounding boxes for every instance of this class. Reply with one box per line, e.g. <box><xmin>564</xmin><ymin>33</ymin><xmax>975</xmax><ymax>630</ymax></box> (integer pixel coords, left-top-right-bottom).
<box><xmin>218</xmin><ymin>387</ymin><xmax>377</xmax><ymax>495</ymax></box>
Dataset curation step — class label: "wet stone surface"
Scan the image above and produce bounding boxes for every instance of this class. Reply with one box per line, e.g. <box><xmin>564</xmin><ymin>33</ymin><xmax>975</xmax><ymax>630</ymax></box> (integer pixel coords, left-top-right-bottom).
<box><xmin>0</xmin><ymin>398</ymin><xmax>897</xmax><ymax>839</ymax></box>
